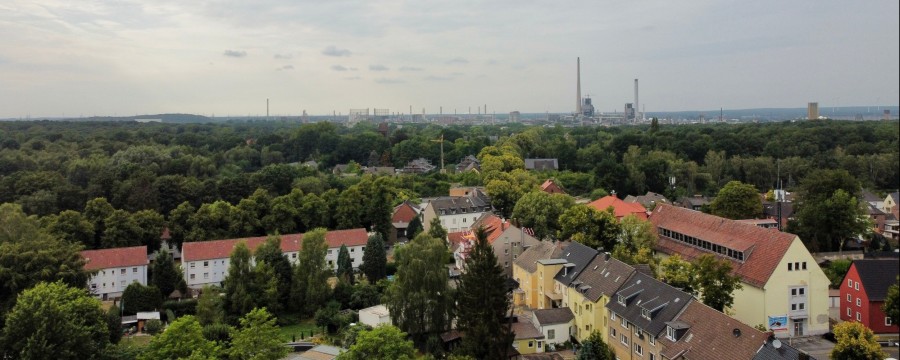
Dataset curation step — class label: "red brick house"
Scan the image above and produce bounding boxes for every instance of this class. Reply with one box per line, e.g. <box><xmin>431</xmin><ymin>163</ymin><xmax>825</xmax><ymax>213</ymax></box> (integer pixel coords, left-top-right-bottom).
<box><xmin>840</xmin><ymin>259</ymin><xmax>900</xmax><ymax>334</ymax></box>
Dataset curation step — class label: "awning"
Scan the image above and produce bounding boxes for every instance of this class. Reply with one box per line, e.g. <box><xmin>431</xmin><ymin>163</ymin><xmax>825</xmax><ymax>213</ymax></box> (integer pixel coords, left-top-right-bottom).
<box><xmin>545</xmin><ymin>292</ymin><xmax>563</xmax><ymax>301</ymax></box>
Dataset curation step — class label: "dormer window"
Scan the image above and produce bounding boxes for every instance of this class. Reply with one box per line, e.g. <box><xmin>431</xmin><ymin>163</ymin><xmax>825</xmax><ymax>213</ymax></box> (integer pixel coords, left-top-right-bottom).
<box><xmin>642</xmin><ymin>308</ymin><xmax>651</xmax><ymax>320</ymax></box>
<box><xmin>666</xmin><ymin>326</ymin><xmax>676</xmax><ymax>341</ymax></box>
<box><xmin>618</xmin><ymin>295</ymin><xmax>625</xmax><ymax>305</ymax></box>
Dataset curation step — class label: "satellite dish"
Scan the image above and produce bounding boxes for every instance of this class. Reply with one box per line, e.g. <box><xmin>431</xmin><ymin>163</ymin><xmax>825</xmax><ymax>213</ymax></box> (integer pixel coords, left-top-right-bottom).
<box><xmin>773</xmin><ymin>339</ymin><xmax>782</xmax><ymax>349</ymax></box>
<box><xmin>733</xmin><ymin>329</ymin><xmax>742</xmax><ymax>338</ymax></box>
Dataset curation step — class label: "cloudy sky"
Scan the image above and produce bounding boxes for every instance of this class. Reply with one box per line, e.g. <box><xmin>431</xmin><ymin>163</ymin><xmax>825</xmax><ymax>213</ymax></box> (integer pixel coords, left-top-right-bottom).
<box><xmin>1</xmin><ymin>0</ymin><xmax>898</xmax><ymax>118</ymax></box>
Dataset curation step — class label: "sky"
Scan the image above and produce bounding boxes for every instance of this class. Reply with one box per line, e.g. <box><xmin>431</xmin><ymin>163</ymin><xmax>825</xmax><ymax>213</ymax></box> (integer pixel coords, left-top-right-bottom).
<box><xmin>1</xmin><ymin>0</ymin><xmax>898</xmax><ymax>118</ymax></box>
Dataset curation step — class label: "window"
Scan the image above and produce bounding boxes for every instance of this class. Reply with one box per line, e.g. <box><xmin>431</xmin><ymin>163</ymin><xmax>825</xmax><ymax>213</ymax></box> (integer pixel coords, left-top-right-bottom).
<box><xmin>328</xmin><ymin>250</ymin><xmax>333</xmax><ymax>255</ymax></box>
<box><xmin>855</xmin><ymin>283</ymin><xmax>859</xmax><ymax>290</ymax></box>
<box><xmin>887</xmin><ymin>317</ymin><xmax>893</xmax><ymax>326</ymax></box>
<box><xmin>856</xmin><ymin>298</ymin><xmax>861</xmax><ymax>306</ymax></box>
<box><xmin>847</xmin><ymin>294</ymin><xmax>851</xmax><ymax>302</ymax></box>
<box><xmin>611</xmin><ymin>312</ymin><xmax>617</xmax><ymax>321</ymax></box>
<box><xmin>463</xmin><ymin>218</ymin><xmax>467</xmax><ymax>223</ymax></box>
<box><xmin>103</xmin><ymin>283</ymin><xmax>107</xmax><ymax>288</ymax></box>
<box><xmin>120</xmin><ymin>280</ymin><xmax>125</xmax><ymax>287</ymax></box>
<box><xmin>648</xmin><ymin>334</ymin><xmax>655</xmax><ymax>346</ymax></box>
<box><xmin>666</xmin><ymin>326</ymin><xmax>675</xmax><ymax>341</ymax></box>
<box><xmin>504</xmin><ymin>262</ymin><xmax>509</xmax><ymax>267</ymax></box>
<box><xmin>120</xmin><ymin>269</ymin><xmax>126</xmax><ymax>275</ymax></box>
<box><xmin>650</xmin><ymin>354</ymin><xmax>656</xmax><ymax>360</ymax></box>
<box><xmin>621</xmin><ymin>334</ymin><xmax>629</xmax><ymax>345</ymax></box>
<box><xmin>802</xmin><ymin>262</ymin><xmax>807</xmax><ymax>270</ymax></box>
<box><xmin>203</xmin><ymin>272</ymin><xmax>209</xmax><ymax>279</ymax></box>
<box><xmin>190</xmin><ymin>274</ymin><xmax>195</xmax><ymax>280</ymax></box>
<box><xmin>634</xmin><ymin>343</ymin><xmax>643</xmax><ymax>355</ymax></box>
<box><xmin>91</xmin><ymin>284</ymin><xmax>97</xmax><ymax>289</ymax></box>
<box><xmin>350</xmin><ymin>248</ymin><xmax>355</xmax><ymax>252</ymax></box>
<box><xmin>848</xmin><ymin>279</ymin><xmax>853</xmax><ymax>287</ymax></box>
<box><xmin>203</xmin><ymin>261</ymin><xmax>209</xmax><ymax>267</ymax></box>
<box><xmin>132</xmin><ymin>267</ymin><xmax>137</xmax><ymax>273</ymax></box>
<box><xmin>847</xmin><ymin>307</ymin><xmax>852</xmax><ymax>316</ymax></box>
<box><xmin>856</xmin><ymin>312</ymin><xmax>861</xmax><ymax>321</ymax></box>
<box><xmin>642</xmin><ymin>308</ymin><xmax>651</xmax><ymax>320</ymax></box>
<box><xmin>788</xmin><ymin>263</ymin><xmax>793</xmax><ymax>271</ymax></box>
<box><xmin>548</xmin><ymin>329</ymin><xmax>555</xmax><ymax>340</ymax></box>
<box><xmin>292</xmin><ymin>253</ymin><xmax>297</xmax><ymax>259</ymax></box>
<box><xmin>528</xmin><ymin>340</ymin><xmax>534</xmax><ymax>348</ymax></box>
<box><xmin>611</xmin><ymin>328</ymin><xmax>617</xmax><ymax>337</ymax></box>
<box><xmin>621</xmin><ymin>317</ymin><xmax>628</xmax><ymax>328</ymax></box>
<box><xmin>618</xmin><ymin>295</ymin><xmax>625</xmax><ymax>305</ymax></box>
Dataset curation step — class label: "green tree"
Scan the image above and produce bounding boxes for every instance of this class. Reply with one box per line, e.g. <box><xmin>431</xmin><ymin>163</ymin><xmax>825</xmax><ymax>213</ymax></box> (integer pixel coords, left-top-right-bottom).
<box><xmin>253</xmin><ymin>262</ymin><xmax>282</xmax><ymax>316</ymax></box>
<box><xmin>350</xmin><ymin>281</ymin><xmax>381</xmax><ymax>310</ymax></box>
<box><xmin>709</xmin><ymin>181</ymin><xmax>763</xmax><ymax>219</ymax></box>
<box><xmin>144</xmin><ymin>319</ymin><xmax>163</xmax><ymax>335</ymax></box>
<box><xmin>557</xmin><ymin>205</ymin><xmax>619</xmax><ymax>250</ymax></box>
<box><xmin>291</xmin><ymin>228</ymin><xmax>331</xmax><ymax>316</ymax></box>
<box><xmin>611</xmin><ymin>215</ymin><xmax>659</xmax><ymax>274</ymax></box>
<box><xmin>1</xmin><ymin>281</ymin><xmax>109</xmax><ymax>360</ymax></box>
<box><xmin>792</xmin><ymin>169</ymin><xmax>866</xmax><ymax>252</ymax></box>
<box><xmin>427</xmin><ymin>217</ymin><xmax>447</xmax><ymax>241</ymax></box>
<box><xmin>336</xmin><ymin>325</ymin><xmax>416</xmax><ymax>360</ymax></box>
<box><xmin>406</xmin><ymin>215</ymin><xmax>423</xmax><ymax>239</ymax></box>
<box><xmin>132</xmin><ymin>209</ymin><xmax>165</xmax><ymax>253</ymax></box>
<box><xmin>84</xmin><ymin>197</ymin><xmax>115</xmax><ymax>248</ymax></box>
<box><xmin>830</xmin><ymin>321</ymin><xmax>887</xmax><ymax>360</ymax></box>
<box><xmin>254</xmin><ymin>235</ymin><xmax>293</xmax><ymax>306</ymax></box>
<box><xmin>122</xmin><ymin>282</ymin><xmax>163</xmax><ymax>315</ymax></box>
<box><xmin>315</xmin><ymin>301</ymin><xmax>352</xmax><ymax>334</ymax></box>
<box><xmin>101</xmin><ymin>209</ymin><xmax>142</xmax><ymax>249</ymax></box>
<box><xmin>693</xmin><ymin>254</ymin><xmax>743</xmax><ymax>311</ymax></box>
<box><xmin>456</xmin><ymin>227</ymin><xmax>513</xmax><ymax>359</ymax></box>
<box><xmin>106</xmin><ymin>305</ymin><xmax>123</xmax><ymax>344</ymax></box>
<box><xmin>576</xmin><ymin>330</ymin><xmax>616</xmax><ymax>360</ymax></box>
<box><xmin>229</xmin><ymin>308</ymin><xmax>288</xmax><ymax>360</ymax></box>
<box><xmin>139</xmin><ymin>315</ymin><xmax>220</xmax><ymax>360</ymax></box>
<box><xmin>152</xmin><ymin>248</ymin><xmax>180</xmax><ymax>299</ymax></box>
<box><xmin>224</xmin><ymin>242</ymin><xmax>255</xmax><ymax>318</ymax></box>
<box><xmin>658</xmin><ymin>254</ymin><xmax>695</xmax><ymax>294</ymax></box>
<box><xmin>167</xmin><ymin>201</ymin><xmax>196</xmax><ymax>249</ymax></box>
<box><xmin>337</xmin><ymin>244</ymin><xmax>354</xmax><ymax>284</ymax></box>
<box><xmin>824</xmin><ymin>259</ymin><xmax>852</xmax><ymax>288</ymax></box>
<box><xmin>884</xmin><ymin>276</ymin><xmax>899</xmax><ymax>326</ymax></box>
<box><xmin>360</xmin><ymin>233</ymin><xmax>387</xmax><ymax>282</ymax></box>
<box><xmin>386</xmin><ymin>233</ymin><xmax>454</xmax><ymax>348</ymax></box>
<box><xmin>45</xmin><ymin>210</ymin><xmax>95</xmax><ymax>248</ymax></box>
<box><xmin>0</xmin><ymin>204</ymin><xmax>90</xmax><ymax>319</ymax></box>
<box><xmin>512</xmin><ymin>191</ymin><xmax>574</xmax><ymax>240</ymax></box>
<box><xmin>196</xmin><ymin>286</ymin><xmax>224</xmax><ymax>326</ymax></box>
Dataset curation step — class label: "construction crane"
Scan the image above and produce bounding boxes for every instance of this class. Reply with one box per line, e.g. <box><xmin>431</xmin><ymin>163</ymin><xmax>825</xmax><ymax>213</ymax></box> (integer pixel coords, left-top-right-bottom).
<box><xmin>431</xmin><ymin>134</ymin><xmax>446</xmax><ymax>174</ymax></box>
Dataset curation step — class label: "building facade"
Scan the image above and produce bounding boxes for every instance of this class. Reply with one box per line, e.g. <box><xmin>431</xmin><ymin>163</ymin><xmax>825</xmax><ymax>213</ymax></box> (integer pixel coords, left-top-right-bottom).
<box><xmin>81</xmin><ymin>246</ymin><xmax>149</xmax><ymax>300</ymax></box>
<box><xmin>181</xmin><ymin>229</ymin><xmax>368</xmax><ymax>288</ymax></box>
<box><xmin>650</xmin><ymin>204</ymin><xmax>830</xmax><ymax>337</ymax></box>
<box><xmin>839</xmin><ymin>259</ymin><xmax>900</xmax><ymax>334</ymax></box>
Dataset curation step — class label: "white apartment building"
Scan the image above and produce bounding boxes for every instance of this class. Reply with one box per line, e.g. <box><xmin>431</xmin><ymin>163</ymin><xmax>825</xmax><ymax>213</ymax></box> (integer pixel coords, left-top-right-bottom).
<box><xmin>181</xmin><ymin>228</ymin><xmax>369</xmax><ymax>289</ymax></box>
<box><xmin>81</xmin><ymin>246</ymin><xmax>149</xmax><ymax>300</ymax></box>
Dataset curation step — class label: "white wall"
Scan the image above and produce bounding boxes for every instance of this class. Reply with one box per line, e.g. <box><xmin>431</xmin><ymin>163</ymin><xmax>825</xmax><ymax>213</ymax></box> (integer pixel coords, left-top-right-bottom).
<box><xmin>537</xmin><ymin>321</ymin><xmax>572</xmax><ymax>345</ymax></box>
<box><xmin>88</xmin><ymin>265</ymin><xmax>148</xmax><ymax>299</ymax></box>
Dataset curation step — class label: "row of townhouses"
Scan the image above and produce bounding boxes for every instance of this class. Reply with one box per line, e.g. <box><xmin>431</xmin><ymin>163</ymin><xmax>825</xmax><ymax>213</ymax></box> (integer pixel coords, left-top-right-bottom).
<box><xmin>80</xmin><ymin>228</ymin><xmax>369</xmax><ymax>299</ymax></box>
<box><xmin>510</xmin><ymin>203</ymin><xmax>831</xmax><ymax>358</ymax></box>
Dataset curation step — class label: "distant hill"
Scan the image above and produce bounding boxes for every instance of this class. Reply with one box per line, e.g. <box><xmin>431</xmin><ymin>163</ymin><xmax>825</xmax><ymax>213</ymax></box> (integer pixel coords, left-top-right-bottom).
<box><xmin>66</xmin><ymin>113</ymin><xmax>213</xmax><ymax>123</ymax></box>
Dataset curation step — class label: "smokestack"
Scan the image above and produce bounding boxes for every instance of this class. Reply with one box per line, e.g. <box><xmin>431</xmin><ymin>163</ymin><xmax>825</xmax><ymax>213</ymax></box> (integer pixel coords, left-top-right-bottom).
<box><xmin>634</xmin><ymin>79</ymin><xmax>639</xmax><ymax>122</ymax></box>
<box><xmin>267</xmin><ymin>98</ymin><xmax>269</xmax><ymax>119</ymax></box>
<box><xmin>577</xmin><ymin>58</ymin><xmax>582</xmax><ymax>116</ymax></box>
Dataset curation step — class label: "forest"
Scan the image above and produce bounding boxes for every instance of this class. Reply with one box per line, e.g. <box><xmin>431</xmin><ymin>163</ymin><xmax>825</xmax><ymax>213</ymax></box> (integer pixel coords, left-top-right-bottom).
<box><xmin>0</xmin><ymin>119</ymin><xmax>897</xmax><ymax>253</ymax></box>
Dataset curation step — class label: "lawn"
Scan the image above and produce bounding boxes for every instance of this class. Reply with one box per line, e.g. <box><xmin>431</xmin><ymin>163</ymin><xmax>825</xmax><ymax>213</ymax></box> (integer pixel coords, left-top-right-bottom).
<box><xmin>120</xmin><ymin>334</ymin><xmax>154</xmax><ymax>347</ymax></box>
<box><xmin>278</xmin><ymin>319</ymin><xmax>321</xmax><ymax>342</ymax></box>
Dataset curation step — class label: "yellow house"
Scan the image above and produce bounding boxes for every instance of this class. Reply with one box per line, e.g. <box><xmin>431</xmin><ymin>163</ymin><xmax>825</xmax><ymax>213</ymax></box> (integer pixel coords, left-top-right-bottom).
<box><xmin>650</xmin><ymin>204</ymin><xmax>831</xmax><ymax>337</ymax></box>
<box><xmin>511</xmin><ymin>321</ymin><xmax>545</xmax><ymax>355</ymax></box>
<box><xmin>564</xmin><ymin>253</ymin><xmax>636</xmax><ymax>342</ymax></box>
<box><xmin>512</xmin><ymin>241</ymin><xmax>566</xmax><ymax>309</ymax></box>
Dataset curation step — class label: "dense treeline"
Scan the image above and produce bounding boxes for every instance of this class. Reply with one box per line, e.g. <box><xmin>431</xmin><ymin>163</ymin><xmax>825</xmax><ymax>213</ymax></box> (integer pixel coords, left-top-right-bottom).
<box><xmin>1</xmin><ymin>120</ymin><xmax>897</xmax><ymax>248</ymax></box>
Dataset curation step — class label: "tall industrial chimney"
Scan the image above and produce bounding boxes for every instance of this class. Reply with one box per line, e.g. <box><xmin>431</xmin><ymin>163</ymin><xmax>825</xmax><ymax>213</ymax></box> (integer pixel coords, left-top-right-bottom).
<box><xmin>634</xmin><ymin>79</ymin><xmax>639</xmax><ymax>122</ymax></box>
<box><xmin>577</xmin><ymin>58</ymin><xmax>582</xmax><ymax>116</ymax></box>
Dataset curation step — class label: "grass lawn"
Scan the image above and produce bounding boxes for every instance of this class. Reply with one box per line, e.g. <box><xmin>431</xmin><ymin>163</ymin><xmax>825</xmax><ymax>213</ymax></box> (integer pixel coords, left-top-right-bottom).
<box><xmin>120</xmin><ymin>334</ymin><xmax>154</xmax><ymax>347</ymax></box>
<box><xmin>278</xmin><ymin>319</ymin><xmax>321</xmax><ymax>342</ymax></box>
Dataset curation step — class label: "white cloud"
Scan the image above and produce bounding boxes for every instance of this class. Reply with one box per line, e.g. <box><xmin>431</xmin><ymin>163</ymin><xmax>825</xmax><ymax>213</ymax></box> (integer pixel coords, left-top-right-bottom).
<box><xmin>322</xmin><ymin>46</ymin><xmax>351</xmax><ymax>57</ymax></box>
<box><xmin>223</xmin><ymin>50</ymin><xmax>247</xmax><ymax>58</ymax></box>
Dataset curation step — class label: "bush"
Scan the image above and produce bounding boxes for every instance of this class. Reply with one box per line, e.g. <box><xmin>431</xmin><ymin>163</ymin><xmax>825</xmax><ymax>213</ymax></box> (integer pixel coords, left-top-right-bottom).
<box><xmin>162</xmin><ymin>299</ymin><xmax>198</xmax><ymax>317</ymax></box>
<box><xmin>144</xmin><ymin>319</ymin><xmax>163</xmax><ymax>335</ymax></box>
<box><xmin>121</xmin><ymin>283</ymin><xmax>163</xmax><ymax>315</ymax></box>
<box><xmin>202</xmin><ymin>323</ymin><xmax>232</xmax><ymax>344</ymax></box>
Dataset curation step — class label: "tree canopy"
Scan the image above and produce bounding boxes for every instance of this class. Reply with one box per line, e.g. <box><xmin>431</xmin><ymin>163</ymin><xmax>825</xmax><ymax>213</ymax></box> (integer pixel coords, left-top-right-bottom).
<box><xmin>830</xmin><ymin>321</ymin><xmax>887</xmax><ymax>360</ymax></box>
<box><xmin>709</xmin><ymin>180</ymin><xmax>763</xmax><ymax>219</ymax></box>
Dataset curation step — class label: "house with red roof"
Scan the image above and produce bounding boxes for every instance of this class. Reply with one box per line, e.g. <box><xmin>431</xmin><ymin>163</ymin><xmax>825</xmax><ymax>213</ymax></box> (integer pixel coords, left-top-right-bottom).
<box><xmin>81</xmin><ymin>246</ymin><xmax>149</xmax><ymax>300</ymax></box>
<box><xmin>540</xmin><ymin>179</ymin><xmax>566</xmax><ymax>195</ymax></box>
<box><xmin>451</xmin><ymin>214</ymin><xmax>540</xmax><ymax>277</ymax></box>
<box><xmin>392</xmin><ymin>201</ymin><xmax>421</xmax><ymax>241</ymax></box>
<box><xmin>181</xmin><ymin>228</ymin><xmax>368</xmax><ymax>289</ymax></box>
<box><xmin>649</xmin><ymin>204</ymin><xmax>830</xmax><ymax>338</ymax></box>
<box><xmin>840</xmin><ymin>259</ymin><xmax>900</xmax><ymax>335</ymax></box>
<box><xmin>587</xmin><ymin>195</ymin><xmax>649</xmax><ymax>221</ymax></box>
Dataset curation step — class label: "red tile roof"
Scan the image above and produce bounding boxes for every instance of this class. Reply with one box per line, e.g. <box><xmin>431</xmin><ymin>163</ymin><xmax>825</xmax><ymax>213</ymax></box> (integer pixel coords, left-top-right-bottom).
<box><xmin>587</xmin><ymin>195</ymin><xmax>648</xmax><ymax>220</ymax></box>
<box><xmin>182</xmin><ymin>228</ymin><xmax>368</xmax><ymax>262</ymax></box>
<box><xmin>649</xmin><ymin>204</ymin><xmax>797</xmax><ymax>288</ymax></box>
<box><xmin>392</xmin><ymin>201</ymin><xmax>419</xmax><ymax>224</ymax></box>
<box><xmin>81</xmin><ymin>246</ymin><xmax>148</xmax><ymax>270</ymax></box>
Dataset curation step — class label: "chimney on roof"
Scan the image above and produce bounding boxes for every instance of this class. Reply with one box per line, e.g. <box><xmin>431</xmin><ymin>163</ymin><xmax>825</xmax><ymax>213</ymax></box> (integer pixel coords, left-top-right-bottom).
<box><xmin>603</xmin><ymin>252</ymin><xmax>610</xmax><ymax>261</ymax></box>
